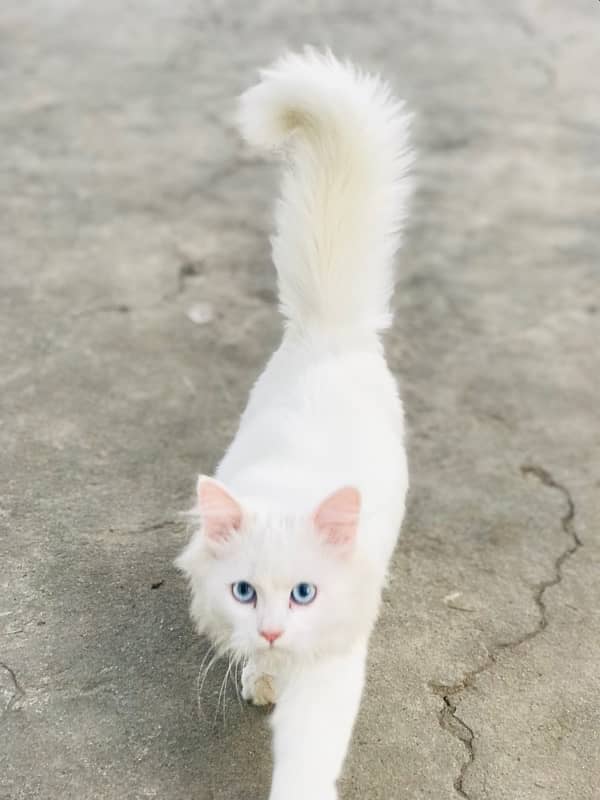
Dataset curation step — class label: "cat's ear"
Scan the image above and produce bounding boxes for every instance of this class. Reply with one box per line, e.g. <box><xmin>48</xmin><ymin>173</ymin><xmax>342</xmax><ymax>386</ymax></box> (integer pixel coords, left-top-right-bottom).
<box><xmin>313</xmin><ymin>486</ymin><xmax>361</xmax><ymax>551</ymax></box>
<box><xmin>197</xmin><ymin>476</ymin><xmax>243</xmax><ymax>542</ymax></box>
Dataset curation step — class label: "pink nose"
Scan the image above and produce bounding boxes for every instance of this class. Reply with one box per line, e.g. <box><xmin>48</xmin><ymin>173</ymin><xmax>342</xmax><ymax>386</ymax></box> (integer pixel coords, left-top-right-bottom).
<box><xmin>260</xmin><ymin>629</ymin><xmax>283</xmax><ymax>645</ymax></box>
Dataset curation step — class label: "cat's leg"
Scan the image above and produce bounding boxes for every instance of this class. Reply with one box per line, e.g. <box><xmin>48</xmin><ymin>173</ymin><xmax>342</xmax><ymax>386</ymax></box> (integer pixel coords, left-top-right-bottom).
<box><xmin>241</xmin><ymin>658</ymin><xmax>276</xmax><ymax>706</ymax></box>
<box><xmin>268</xmin><ymin>640</ymin><xmax>368</xmax><ymax>800</ymax></box>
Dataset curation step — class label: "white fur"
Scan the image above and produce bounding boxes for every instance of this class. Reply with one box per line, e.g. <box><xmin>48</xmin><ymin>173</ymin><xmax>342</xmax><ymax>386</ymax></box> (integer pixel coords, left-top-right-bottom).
<box><xmin>177</xmin><ymin>48</ymin><xmax>413</xmax><ymax>800</ymax></box>
<box><xmin>238</xmin><ymin>48</ymin><xmax>413</xmax><ymax>333</ymax></box>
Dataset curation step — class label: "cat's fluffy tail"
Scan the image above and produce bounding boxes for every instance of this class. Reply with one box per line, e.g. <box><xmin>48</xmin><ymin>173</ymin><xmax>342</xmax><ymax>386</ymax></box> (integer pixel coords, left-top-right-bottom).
<box><xmin>238</xmin><ymin>48</ymin><xmax>413</xmax><ymax>332</ymax></box>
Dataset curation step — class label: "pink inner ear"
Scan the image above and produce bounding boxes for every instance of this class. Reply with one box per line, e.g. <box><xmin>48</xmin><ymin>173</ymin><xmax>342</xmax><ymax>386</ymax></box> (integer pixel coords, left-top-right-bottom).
<box><xmin>313</xmin><ymin>486</ymin><xmax>361</xmax><ymax>548</ymax></box>
<box><xmin>197</xmin><ymin>476</ymin><xmax>243</xmax><ymax>542</ymax></box>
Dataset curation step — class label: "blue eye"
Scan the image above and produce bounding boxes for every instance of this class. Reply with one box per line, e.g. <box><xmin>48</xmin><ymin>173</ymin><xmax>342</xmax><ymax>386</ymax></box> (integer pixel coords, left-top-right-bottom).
<box><xmin>231</xmin><ymin>581</ymin><xmax>256</xmax><ymax>604</ymax></box>
<box><xmin>290</xmin><ymin>582</ymin><xmax>317</xmax><ymax>605</ymax></box>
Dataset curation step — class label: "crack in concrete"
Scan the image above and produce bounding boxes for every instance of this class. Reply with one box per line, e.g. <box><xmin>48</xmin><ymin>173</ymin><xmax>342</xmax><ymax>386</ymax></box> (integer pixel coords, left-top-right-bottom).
<box><xmin>135</xmin><ymin>519</ymin><xmax>178</xmax><ymax>535</ymax></box>
<box><xmin>0</xmin><ymin>661</ymin><xmax>25</xmax><ymax>717</ymax></box>
<box><xmin>113</xmin><ymin>518</ymin><xmax>179</xmax><ymax>537</ymax></box>
<box><xmin>431</xmin><ymin>464</ymin><xmax>582</xmax><ymax>799</ymax></box>
<box><xmin>71</xmin><ymin>303</ymin><xmax>133</xmax><ymax>318</ymax></box>
<box><xmin>438</xmin><ymin>694</ymin><xmax>474</xmax><ymax>799</ymax></box>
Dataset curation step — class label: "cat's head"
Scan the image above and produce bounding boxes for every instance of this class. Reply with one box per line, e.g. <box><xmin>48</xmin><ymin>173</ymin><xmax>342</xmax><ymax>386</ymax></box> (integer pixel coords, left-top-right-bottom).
<box><xmin>176</xmin><ymin>477</ymin><xmax>380</xmax><ymax>660</ymax></box>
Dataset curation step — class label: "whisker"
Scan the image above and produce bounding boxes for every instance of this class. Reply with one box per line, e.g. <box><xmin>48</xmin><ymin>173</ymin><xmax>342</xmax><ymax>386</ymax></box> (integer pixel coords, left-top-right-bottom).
<box><xmin>196</xmin><ymin>643</ymin><xmax>216</xmax><ymax>678</ymax></box>
<box><xmin>196</xmin><ymin>647</ymin><xmax>222</xmax><ymax>719</ymax></box>
<box><xmin>233</xmin><ymin>656</ymin><xmax>244</xmax><ymax>711</ymax></box>
<box><xmin>214</xmin><ymin>656</ymin><xmax>233</xmax><ymax>728</ymax></box>
<box><xmin>195</xmin><ymin>639</ymin><xmax>249</xmax><ymax>725</ymax></box>
<box><xmin>223</xmin><ymin>658</ymin><xmax>233</xmax><ymax>726</ymax></box>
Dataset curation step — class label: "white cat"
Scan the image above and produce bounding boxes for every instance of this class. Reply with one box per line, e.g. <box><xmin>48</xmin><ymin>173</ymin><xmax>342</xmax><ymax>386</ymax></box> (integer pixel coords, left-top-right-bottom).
<box><xmin>176</xmin><ymin>49</ymin><xmax>413</xmax><ymax>800</ymax></box>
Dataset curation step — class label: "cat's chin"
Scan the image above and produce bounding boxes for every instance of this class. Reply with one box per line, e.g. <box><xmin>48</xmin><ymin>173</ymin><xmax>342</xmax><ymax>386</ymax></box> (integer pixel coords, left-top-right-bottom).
<box><xmin>253</xmin><ymin>643</ymin><xmax>292</xmax><ymax>659</ymax></box>
<box><xmin>220</xmin><ymin>640</ymin><xmax>291</xmax><ymax>662</ymax></box>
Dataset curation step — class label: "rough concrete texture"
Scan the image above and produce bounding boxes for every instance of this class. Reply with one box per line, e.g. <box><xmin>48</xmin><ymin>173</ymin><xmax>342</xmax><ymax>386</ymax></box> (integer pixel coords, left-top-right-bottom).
<box><xmin>1</xmin><ymin>1</ymin><xmax>599</xmax><ymax>799</ymax></box>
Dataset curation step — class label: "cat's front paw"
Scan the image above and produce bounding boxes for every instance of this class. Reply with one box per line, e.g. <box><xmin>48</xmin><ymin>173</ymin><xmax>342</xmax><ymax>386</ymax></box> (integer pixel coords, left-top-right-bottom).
<box><xmin>241</xmin><ymin>661</ymin><xmax>276</xmax><ymax>705</ymax></box>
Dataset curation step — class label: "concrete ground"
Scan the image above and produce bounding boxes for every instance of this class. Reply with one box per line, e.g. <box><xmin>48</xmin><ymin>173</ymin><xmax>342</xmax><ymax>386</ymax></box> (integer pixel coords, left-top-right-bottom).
<box><xmin>1</xmin><ymin>1</ymin><xmax>599</xmax><ymax>798</ymax></box>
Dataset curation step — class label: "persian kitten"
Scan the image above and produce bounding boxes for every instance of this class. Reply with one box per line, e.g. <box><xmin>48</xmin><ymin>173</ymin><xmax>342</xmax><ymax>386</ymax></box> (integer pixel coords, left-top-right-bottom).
<box><xmin>177</xmin><ymin>48</ymin><xmax>413</xmax><ymax>800</ymax></box>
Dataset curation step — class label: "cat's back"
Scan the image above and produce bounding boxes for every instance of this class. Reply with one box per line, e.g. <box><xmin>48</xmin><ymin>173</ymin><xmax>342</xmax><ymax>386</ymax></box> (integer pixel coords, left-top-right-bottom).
<box><xmin>218</xmin><ymin>332</ymin><xmax>406</xmax><ymax>508</ymax></box>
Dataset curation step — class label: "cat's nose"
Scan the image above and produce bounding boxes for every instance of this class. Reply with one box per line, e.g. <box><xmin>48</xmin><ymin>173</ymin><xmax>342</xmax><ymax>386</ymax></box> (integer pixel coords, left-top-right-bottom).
<box><xmin>260</xmin><ymin>629</ymin><xmax>283</xmax><ymax>645</ymax></box>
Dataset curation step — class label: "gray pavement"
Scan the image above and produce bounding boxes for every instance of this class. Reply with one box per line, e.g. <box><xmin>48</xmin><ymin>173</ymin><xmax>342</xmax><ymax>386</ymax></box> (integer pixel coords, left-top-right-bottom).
<box><xmin>1</xmin><ymin>2</ymin><xmax>599</xmax><ymax>799</ymax></box>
